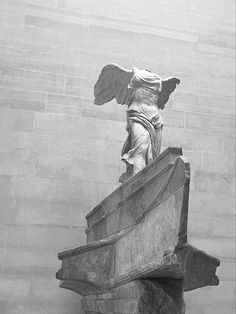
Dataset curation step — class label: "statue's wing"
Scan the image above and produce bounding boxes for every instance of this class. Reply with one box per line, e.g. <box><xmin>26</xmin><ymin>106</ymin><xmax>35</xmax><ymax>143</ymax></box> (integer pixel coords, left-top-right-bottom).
<box><xmin>94</xmin><ymin>64</ymin><xmax>133</xmax><ymax>105</ymax></box>
<box><xmin>158</xmin><ymin>77</ymin><xmax>180</xmax><ymax>109</ymax></box>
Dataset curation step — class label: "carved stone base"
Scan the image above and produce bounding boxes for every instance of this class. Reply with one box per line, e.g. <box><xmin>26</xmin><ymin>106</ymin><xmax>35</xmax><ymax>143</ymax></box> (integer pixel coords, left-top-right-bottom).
<box><xmin>57</xmin><ymin>147</ymin><xmax>220</xmax><ymax>312</ymax></box>
<box><xmin>81</xmin><ymin>279</ymin><xmax>185</xmax><ymax>314</ymax></box>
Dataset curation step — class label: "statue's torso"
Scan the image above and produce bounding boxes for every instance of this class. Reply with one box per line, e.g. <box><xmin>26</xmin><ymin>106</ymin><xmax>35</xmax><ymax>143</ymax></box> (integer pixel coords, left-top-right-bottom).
<box><xmin>127</xmin><ymin>88</ymin><xmax>163</xmax><ymax>128</ymax></box>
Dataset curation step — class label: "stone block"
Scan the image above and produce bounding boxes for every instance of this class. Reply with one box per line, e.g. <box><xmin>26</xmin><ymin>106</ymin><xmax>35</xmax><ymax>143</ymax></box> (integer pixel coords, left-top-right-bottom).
<box><xmin>188</xmin><ymin>212</ymin><xmax>214</xmax><ymax>237</ymax></box>
<box><xmin>0</xmin><ymin>224</ymin><xmax>8</xmax><ymax>248</ymax></box>
<box><xmin>31</xmin><ymin>278</ymin><xmax>66</xmax><ymax>300</ymax></box>
<box><xmin>188</xmin><ymin>131</ymin><xmax>224</xmax><ymax>154</ymax></box>
<box><xmin>46</xmin><ymin>93</ymin><xmax>82</xmax><ymax>116</ymax></box>
<box><xmin>193</xmin><ymin>171</ymin><xmax>235</xmax><ymax>196</ymax></box>
<box><xmin>12</xmin><ymin>110</ymin><xmax>35</xmax><ymax>132</ymax></box>
<box><xmin>217</xmin><ymin>259</ymin><xmax>236</xmax><ymax>281</ymax></box>
<box><xmin>5</xmin><ymin>225</ymin><xmax>28</xmax><ymax>249</ymax></box>
<box><xmin>185</xmin><ymin>282</ymin><xmax>236</xmax><ymax>314</ymax></box>
<box><xmin>197</xmin><ymin>43</ymin><xmax>235</xmax><ymax>58</ymax></box>
<box><xmin>72</xmin><ymin>138</ymin><xmax>122</xmax><ymax>165</ymax></box>
<box><xmin>211</xmin><ymin>281</ymin><xmax>235</xmax><ymax>307</ymax></box>
<box><xmin>162</xmin><ymin>127</ymin><xmax>192</xmax><ymax>150</ymax></box>
<box><xmin>0</xmin><ymin>45</ymin><xmax>87</xmax><ymax>78</ymax></box>
<box><xmin>0</xmin><ymin>248</ymin><xmax>57</xmax><ymax>269</ymax></box>
<box><xmin>0</xmin><ymin>108</ymin><xmax>34</xmax><ymax>132</ymax></box>
<box><xmin>11</xmin><ymin>176</ymin><xmax>50</xmax><ymax>200</ymax></box>
<box><xmin>0</xmin><ymin>299</ymin><xmax>83</xmax><ymax>314</ymax></box>
<box><xmin>0</xmin><ymin>152</ymin><xmax>34</xmax><ymax>176</ymax></box>
<box><xmin>198</xmin><ymin>33</ymin><xmax>234</xmax><ymax>50</ymax></box>
<box><xmin>223</xmin><ymin>136</ymin><xmax>236</xmax><ymax>174</ymax></box>
<box><xmin>28</xmin><ymin>132</ymin><xmax>74</xmax><ymax>157</ymax></box>
<box><xmin>218</xmin><ymin>52</ymin><xmax>235</xmax><ymax>74</ymax></box>
<box><xmin>82</xmin><ymin>107</ymin><xmax>126</xmax><ymax>122</ymax></box>
<box><xmin>47</xmin><ymin>93</ymin><xmax>82</xmax><ymax>108</ymax></box>
<box><xmin>0</xmin><ymin>175</ymin><xmax>12</xmax><ymax>198</ymax></box>
<box><xmin>203</xmin><ymin>308</ymin><xmax>235</xmax><ymax>314</ymax></box>
<box><xmin>0</xmin><ymin>66</ymin><xmax>64</xmax><ymax>94</ymax></box>
<box><xmin>189</xmin><ymin>236</ymin><xmax>235</xmax><ymax>259</ymax></box>
<box><xmin>28</xmin><ymin>0</ymin><xmax>58</xmax><ymax>7</ymax></box>
<box><xmin>185</xmin><ymin>112</ymin><xmax>235</xmax><ymax>133</ymax></box>
<box><xmin>5</xmin><ymin>225</ymin><xmax>81</xmax><ymax>251</ymax></box>
<box><xmin>0</xmin><ymin>87</ymin><xmax>46</xmax><ymax>112</ymax></box>
<box><xmin>24</xmin><ymin>13</ymin><xmax>89</xmax><ymax>37</ymax></box>
<box><xmin>0</xmin><ymin>276</ymin><xmax>31</xmax><ymax>299</ymax></box>
<box><xmin>47</xmin><ymin>177</ymin><xmax>98</xmax><ymax>206</ymax></box>
<box><xmin>0</xmin><ymin>131</ymin><xmax>17</xmax><ymax>153</ymax></box>
<box><xmin>0</xmin><ymin>198</ymin><xmax>17</xmax><ymax>224</ymax></box>
<box><xmin>0</xmin><ymin>302</ymin><xmax>7</xmax><ymax>314</ymax></box>
<box><xmin>213</xmin><ymin>216</ymin><xmax>235</xmax><ymax>238</ymax></box>
<box><xmin>16</xmin><ymin>199</ymin><xmax>86</xmax><ymax>227</ymax></box>
<box><xmin>189</xmin><ymin>191</ymin><xmax>235</xmax><ymax>216</ymax></box>
<box><xmin>173</xmin><ymin>92</ymin><xmax>235</xmax><ymax>116</ymax></box>
<box><xmin>65</xmin><ymin>83</ymin><xmax>93</xmax><ymax>99</ymax></box>
<box><xmin>74</xmin><ymin>117</ymin><xmax>127</xmax><ymax>142</ymax></box>
<box><xmin>202</xmin><ymin>152</ymin><xmax>230</xmax><ymax>174</ymax></box>
<box><xmin>199</xmin><ymin>94</ymin><xmax>235</xmax><ymax>117</ymax></box>
<box><xmin>27</xmin><ymin>225</ymin><xmax>86</xmax><ymax>251</ymax></box>
<box><xmin>33</xmin><ymin>111</ymin><xmax>79</xmax><ymax>134</ymax></box>
<box><xmin>70</xmin><ymin>159</ymin><xmax>124</xmax><ymax>184</ymax></box>
<box><xmin>36</xmin><ymin>155</ymin><xmax>71</xmax><ymax>179</ymax></box>
<box><xmin>160</xmin><ymin>109</ymin><xmax>185</xmax><ymax>128</ymax></box>
<box><xmin>168</xmin><ymin>49</ymin><xmax>219</xmax><ymax>77</ymax></box>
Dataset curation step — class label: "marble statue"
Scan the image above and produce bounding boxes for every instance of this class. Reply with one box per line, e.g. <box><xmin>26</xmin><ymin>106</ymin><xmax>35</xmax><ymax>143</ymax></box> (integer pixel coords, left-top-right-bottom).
<box><xmin>94</xmin><ymin>64</ymin><xmax>180</xmax><ymax>182</ymax></box>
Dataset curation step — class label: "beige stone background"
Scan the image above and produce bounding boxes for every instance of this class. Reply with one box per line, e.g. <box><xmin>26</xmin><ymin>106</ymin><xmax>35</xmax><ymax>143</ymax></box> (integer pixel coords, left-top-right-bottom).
<box><xmin>0</xmin><ymin>0</ymin><xmax>235</xmax><ymax>313</ymax></box>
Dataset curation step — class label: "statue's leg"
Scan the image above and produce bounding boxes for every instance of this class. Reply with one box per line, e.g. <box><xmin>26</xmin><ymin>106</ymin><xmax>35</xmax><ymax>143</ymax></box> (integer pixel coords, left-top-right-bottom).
<box><xmin>120</xmin><ymin>123</ymin><xmax>153</xmax><ymax>182</ymax></box>
<box><xmin>130</xmin><ymin>123</ymin><xmax>150</xmax><ymax>175</ymax></box>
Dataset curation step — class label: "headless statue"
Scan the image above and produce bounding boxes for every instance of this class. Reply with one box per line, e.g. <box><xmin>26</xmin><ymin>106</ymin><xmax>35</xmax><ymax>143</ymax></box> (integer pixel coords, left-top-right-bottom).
<box><xmin>94</xmin><ymin>64</ymin><xmax>180</xmax><ymax>183</ymax></box>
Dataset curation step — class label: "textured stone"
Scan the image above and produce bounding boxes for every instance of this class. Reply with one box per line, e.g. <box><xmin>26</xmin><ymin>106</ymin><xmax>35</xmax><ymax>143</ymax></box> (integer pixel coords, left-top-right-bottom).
<box><xmin>0</xmin><ymin>277</ymin><xmax>31</xmax><ymax>299</ymax></box>
<box><xmin>82</xmin><ymin>279</ymin><xmax>185</xmax><ymax>314</ymax></box>
<box><xmin>86</xmin><ymin>147</ymin><xmax>182</xmax><ymax>241</ymax></box>
<box><xmin>57</xmin><ymin>149</ymin><xmax>220</xmax><ymax>314</ymax></box>
<box><xmin>0</xmin><ymin>67</ymin><xmax>65</xmax><ymax>94</ymax></box>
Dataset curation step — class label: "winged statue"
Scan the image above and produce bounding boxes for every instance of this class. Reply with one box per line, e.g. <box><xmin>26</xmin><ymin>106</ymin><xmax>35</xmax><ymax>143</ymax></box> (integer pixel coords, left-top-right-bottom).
<box><xmin>94</xmin><ymin>64</ymin><xmax>180</xmax><ymax>183</ymax></box>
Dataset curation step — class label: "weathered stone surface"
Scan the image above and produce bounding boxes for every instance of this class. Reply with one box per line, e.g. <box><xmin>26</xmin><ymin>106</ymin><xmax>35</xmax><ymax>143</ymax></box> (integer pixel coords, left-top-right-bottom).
<box><xmin>57</xmin><ymin>148</ymin><xmax>220</xmax><ymax>311</ymax></box>
<box><xmin>86</xmin><ymin>146</ymin><xmax>183</xmax><ymax>242</ymax></box>
<box><xmin>82</xmin><ymin>279</ymin><xmax>185</xmax><ymax>314</ymax></box>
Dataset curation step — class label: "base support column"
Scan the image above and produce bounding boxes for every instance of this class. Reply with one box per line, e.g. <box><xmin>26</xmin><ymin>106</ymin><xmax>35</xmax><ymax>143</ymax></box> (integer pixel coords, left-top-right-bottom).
<box><xmin>82</xmin><ymin>279</ymin><xmax>185</xmax><ymax>314</ymax></box>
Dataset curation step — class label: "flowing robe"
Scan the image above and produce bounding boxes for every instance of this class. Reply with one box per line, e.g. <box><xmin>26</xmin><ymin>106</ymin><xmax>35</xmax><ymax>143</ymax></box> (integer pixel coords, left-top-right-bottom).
<box><xmin>119</xmin><ymin>72</ymin><xmax>163</xmax><ymax>182</ymax></box>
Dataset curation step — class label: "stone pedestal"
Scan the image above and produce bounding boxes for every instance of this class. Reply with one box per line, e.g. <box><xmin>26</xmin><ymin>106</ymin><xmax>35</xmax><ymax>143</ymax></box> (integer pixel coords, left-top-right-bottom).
<box><xmin>82</xmin><ymin>279</ymin><xmax>185</xmax><ymax>314</ymax></box>
<box><xmin>56</xmin><ymin>147</ymin><xmax>220</xmax><ymax>313</ymax></box>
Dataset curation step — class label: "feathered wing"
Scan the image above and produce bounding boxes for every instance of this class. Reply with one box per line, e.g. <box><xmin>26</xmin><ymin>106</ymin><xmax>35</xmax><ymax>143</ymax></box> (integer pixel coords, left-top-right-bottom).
<box><xmin>158</xmin><ymin>77</ymin><xmax>180</xmax><ymax>109</ymax></box>
<box><xmin>94</xmin><ymin>64</ymin><xmax>133</xmax><ymax>105</ymax></box>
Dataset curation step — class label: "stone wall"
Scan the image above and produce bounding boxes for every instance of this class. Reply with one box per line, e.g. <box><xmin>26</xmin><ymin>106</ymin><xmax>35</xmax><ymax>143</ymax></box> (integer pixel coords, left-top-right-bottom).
<box><xmin>0</xmin><ymin>0</ymin><xmax>235</xmax><ymax>313</ymax></box>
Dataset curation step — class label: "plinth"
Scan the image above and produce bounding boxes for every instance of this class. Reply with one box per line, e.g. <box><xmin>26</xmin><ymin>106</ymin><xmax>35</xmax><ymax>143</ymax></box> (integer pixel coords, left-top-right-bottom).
<box><xmin>56</xmin><ymin>147</ymin><xmax>220</xmax><ymax>314</ymax></box>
